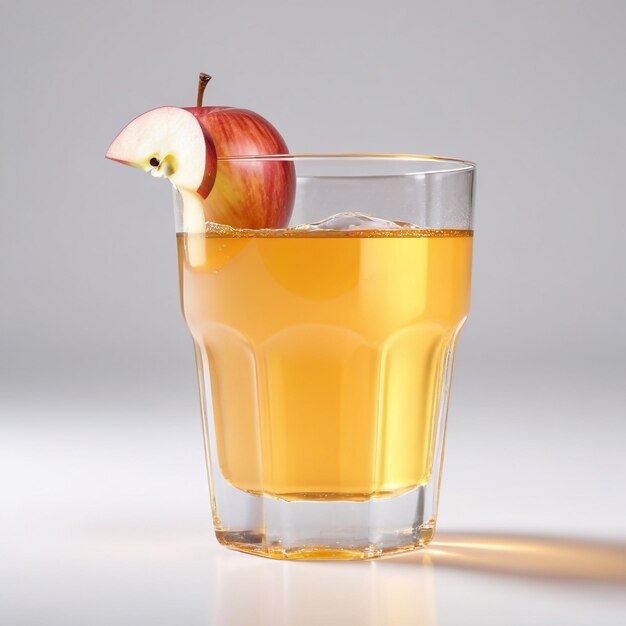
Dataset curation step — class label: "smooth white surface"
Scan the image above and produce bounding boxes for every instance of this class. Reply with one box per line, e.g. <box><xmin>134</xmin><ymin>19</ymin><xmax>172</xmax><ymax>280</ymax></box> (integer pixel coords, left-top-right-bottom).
<box><xmin>2</xmin><ymin>364</ymin><xmax>625</xmax><ymax>625</ymax></box>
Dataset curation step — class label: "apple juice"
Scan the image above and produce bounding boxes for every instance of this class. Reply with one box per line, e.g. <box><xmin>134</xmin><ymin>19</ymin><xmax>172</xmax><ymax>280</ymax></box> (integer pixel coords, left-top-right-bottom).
<box><xmin>177</xmin><ymin>227</ymin><xmax>472</xmax><ymax>501</ymax></box>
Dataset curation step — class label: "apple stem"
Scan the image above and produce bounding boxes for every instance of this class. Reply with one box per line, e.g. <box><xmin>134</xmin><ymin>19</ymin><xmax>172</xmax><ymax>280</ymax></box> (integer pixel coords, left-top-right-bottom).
<box><xmin>197</xmin><ymin>73</ymin><xmax>212</xmax><ymax>107</ymax></box>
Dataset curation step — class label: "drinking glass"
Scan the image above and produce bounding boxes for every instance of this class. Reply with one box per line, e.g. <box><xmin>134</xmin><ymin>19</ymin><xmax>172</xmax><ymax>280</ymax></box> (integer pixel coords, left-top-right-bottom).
<box><xmin>175</xmin><ymin>154</ymin><xmax>475</xmax><ymax>559</ymax></box>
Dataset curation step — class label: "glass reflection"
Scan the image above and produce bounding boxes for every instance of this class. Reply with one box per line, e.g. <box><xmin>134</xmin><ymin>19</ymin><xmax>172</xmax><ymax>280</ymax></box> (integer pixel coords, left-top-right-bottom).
<box><xmin>213</xmin><ymin>550</ymin><xmax>437</xmax><ymax>626</ymax></box>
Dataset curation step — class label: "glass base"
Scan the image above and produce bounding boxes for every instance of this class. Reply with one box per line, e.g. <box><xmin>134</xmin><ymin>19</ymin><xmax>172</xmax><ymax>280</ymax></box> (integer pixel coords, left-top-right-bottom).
<box><xmin>195</xmin><ymin>334</ymin><xmax>455</xmax><ymax>561</ymax></box>
<box><xmin>212</xmin><ymin>484</ymin><xmax>436</xmax><ymax>560</ymax></box>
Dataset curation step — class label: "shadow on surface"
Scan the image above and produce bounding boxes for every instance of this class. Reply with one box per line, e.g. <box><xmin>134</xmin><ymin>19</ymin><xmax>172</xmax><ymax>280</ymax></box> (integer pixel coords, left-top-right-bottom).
<box><xmin>74</xmin><ymin>521</ymin><xmax>626</xmax><ymax>625</ymax></box>
<box><xmin>394</xmin><ymin>532</ymin><xmax>626</xmax><ymax>586</ymax></box>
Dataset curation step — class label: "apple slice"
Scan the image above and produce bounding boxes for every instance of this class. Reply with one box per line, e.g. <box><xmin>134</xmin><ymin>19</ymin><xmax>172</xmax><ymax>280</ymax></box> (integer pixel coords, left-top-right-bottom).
<box><xmin>106</xmin><ymin>106</ymin><xmax>217</xmax><ymax>214</ymax></box>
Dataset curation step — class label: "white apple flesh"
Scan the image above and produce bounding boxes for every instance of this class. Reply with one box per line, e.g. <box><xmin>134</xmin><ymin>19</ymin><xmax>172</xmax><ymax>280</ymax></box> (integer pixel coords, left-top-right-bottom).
<box><xmin>106</xmin><ymin>107</ymin><xmax>217</xmax><ymax>234</ymax></box>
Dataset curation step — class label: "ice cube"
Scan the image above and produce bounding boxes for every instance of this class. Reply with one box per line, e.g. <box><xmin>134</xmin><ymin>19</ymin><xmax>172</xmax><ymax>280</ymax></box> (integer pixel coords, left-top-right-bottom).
<box><xmin>293</xmin><ymin>212</ymin><xmax>419</xmax><ymax>231</ymax></box>
<box><xmin>203</xmin><ymin>211</ymin><xmax>420</xmax><ymax>234</ymax></box>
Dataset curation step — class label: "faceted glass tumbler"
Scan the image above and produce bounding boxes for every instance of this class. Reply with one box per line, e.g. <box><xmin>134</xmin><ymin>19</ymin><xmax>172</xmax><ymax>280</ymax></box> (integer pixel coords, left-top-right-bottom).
<box><xmin>175</xmin><ymin>155</ymin><xmax>475</xmax><ymax>559</ymax></box>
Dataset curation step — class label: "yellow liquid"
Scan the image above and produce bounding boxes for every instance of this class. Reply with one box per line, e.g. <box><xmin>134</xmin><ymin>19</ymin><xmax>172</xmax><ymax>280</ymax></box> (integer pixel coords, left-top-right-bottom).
<box><xmin>177</xmin><ymin>228</ymin><xmax>472</xmax><ymax>500</ymax></box>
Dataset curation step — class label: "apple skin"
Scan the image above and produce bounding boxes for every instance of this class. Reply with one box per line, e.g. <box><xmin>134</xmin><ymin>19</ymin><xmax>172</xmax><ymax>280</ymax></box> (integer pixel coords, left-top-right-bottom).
<box><xmin>187</xmin><ymin>106</ymin><xmax>295</xmax><ymax>229</ymax></box>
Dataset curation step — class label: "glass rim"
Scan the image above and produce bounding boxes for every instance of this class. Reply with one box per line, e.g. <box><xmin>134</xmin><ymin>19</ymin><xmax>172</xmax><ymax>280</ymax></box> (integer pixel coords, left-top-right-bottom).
<box><xmin>217</xmin><ymin>153</ymin><xmax>475</xmax><ymax>174</ymax></box>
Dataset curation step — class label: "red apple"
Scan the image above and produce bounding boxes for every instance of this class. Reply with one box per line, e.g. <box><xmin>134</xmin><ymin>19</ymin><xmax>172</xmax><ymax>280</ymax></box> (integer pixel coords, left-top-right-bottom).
<box><xmin>106</xmin><ymin>75</ymin><xmax>295</xmax><ymax>231</ymax></box>
<box><xmin>186</xmin><ymin>106</ymin><xmax>295</xmax><ymax>229</ymax></box>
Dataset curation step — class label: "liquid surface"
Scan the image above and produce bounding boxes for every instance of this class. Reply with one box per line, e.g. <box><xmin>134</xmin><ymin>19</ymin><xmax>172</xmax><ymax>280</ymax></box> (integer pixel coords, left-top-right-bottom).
<box><xmin>178</xmin><ymin>227</ymin><xmax>472</xmax><ymax>500</ymax></box>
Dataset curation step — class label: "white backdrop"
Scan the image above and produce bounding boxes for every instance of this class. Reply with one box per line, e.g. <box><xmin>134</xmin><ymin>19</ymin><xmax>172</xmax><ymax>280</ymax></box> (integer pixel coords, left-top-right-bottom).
<box><xmin>1</xmin><ymin>1</ymin><xmax>625</xmax><ymax>624</ymax></box>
